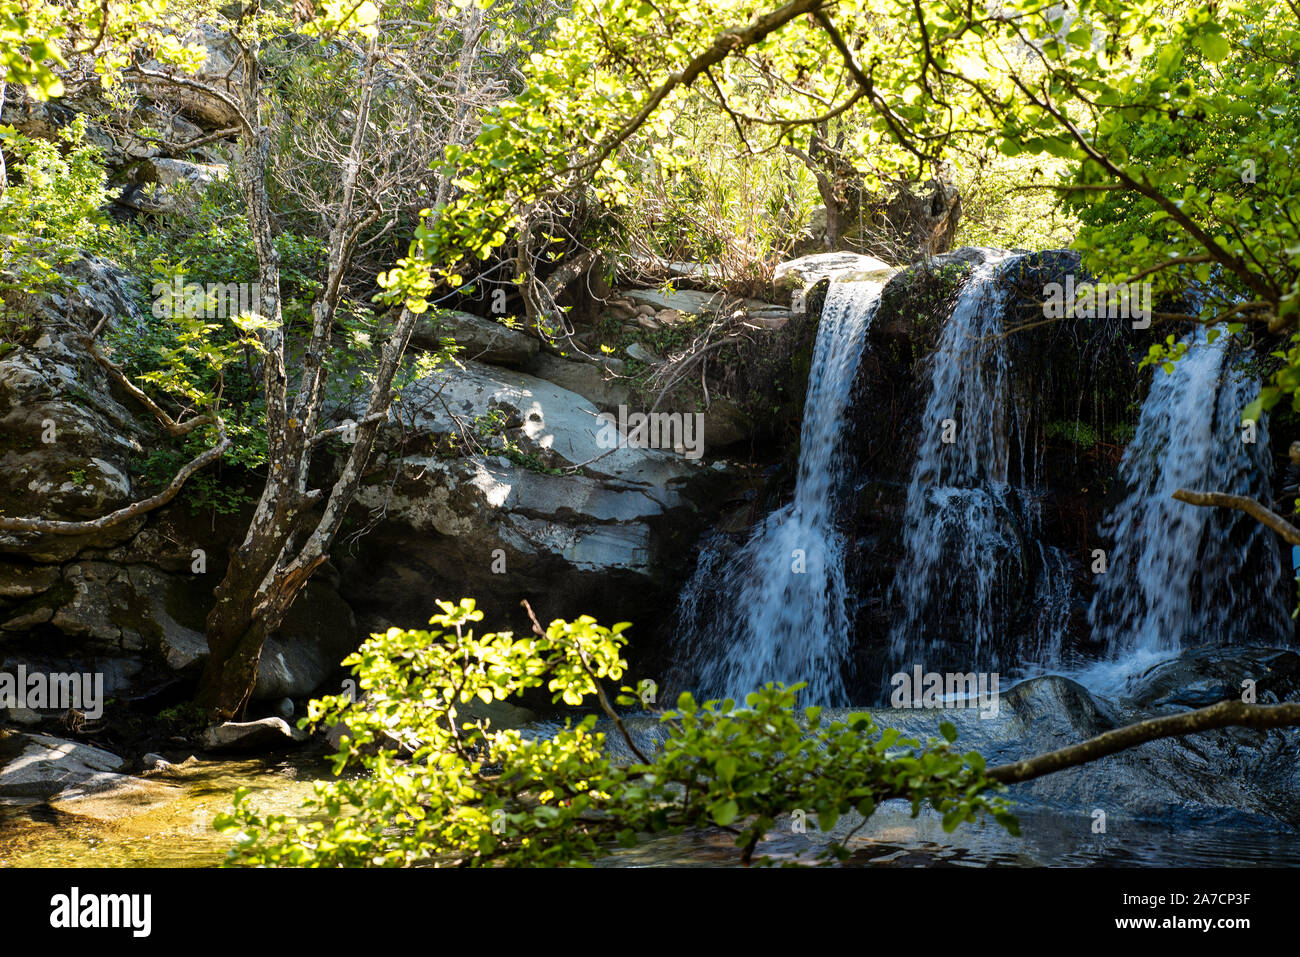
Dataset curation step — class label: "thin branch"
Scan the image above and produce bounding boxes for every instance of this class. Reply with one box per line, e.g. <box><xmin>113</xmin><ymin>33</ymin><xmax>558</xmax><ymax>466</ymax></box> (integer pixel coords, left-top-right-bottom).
<box><xmin>520</xmin><ymin>599</ymin><xmax>651</xmax><ymax>765</ymax></box>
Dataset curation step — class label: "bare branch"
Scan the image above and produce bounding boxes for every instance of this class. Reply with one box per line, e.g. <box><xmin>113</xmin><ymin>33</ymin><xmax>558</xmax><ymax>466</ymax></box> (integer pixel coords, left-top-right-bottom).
<box><xmin>987</xmin><ymin>699</ymin><xmax>1300</xmax><ymax>784</ymax></box>
<box><xmin>1172</xmin><ymin>488</ymin><xmax>1300</xmax><ymax>546</ymax></box>
<box><xmin>0</xmin><ymin>427</ymin><xmax>230</xmax><ymax>535</ymax></box>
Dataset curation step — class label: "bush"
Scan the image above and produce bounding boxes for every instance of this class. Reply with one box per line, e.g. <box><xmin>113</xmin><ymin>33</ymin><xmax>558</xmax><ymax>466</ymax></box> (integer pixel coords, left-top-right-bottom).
<box><xmin>215</xmin><ymin>598</ymin><xmax>1017</xmax><ymax>867</ymax></box>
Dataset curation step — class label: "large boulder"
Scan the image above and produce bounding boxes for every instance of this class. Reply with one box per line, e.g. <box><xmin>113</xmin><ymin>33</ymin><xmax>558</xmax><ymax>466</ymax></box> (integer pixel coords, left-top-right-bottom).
<box><xmin>335</xmin><ymin>358</ymin><xmax>740</xmax><ymax>659</ymax></box>
<box><xmin>135</xmin><ymin>24</ymin><xmax>245</xmax><ymax>129</ymax></box>
<box><xmin>861</xmin><ymin>179</ymin><xmax>964</xmax><ymax>264</ymax></box>
<box><xmin>409</xmin><ymin>309</ymin><xmax>539</xmax><ymax>368</ymax></box>
<box><xmin>201</xmin><ymin>717</ymin><xmax>309</xmax><ymax>752</ymax></box>
<box><xmin>0</xmin><ymin>730</ymin><xmax>127</xmax><ymax>799</ymax></box>
<box><xmin>0</xmin><ymin>253</ymin><xmax>153</xmax><ymax>562</ymax></box>
<box><xmin>527</xmin><ymin>353</ymin><xmax>632</xmax><ymax>412</ymax></box>
<box><xmin>772</xmin><ymin>252</ymin><xmax>895</xmax><ymax>292</ymax></box>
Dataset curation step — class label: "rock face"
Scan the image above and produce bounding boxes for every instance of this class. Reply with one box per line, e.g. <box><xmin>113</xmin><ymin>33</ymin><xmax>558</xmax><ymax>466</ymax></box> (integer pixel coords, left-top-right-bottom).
<box><xmin>336</xmin><ymin>358</ymin><xmax>735</xmax><ymax>643</ymax></box>
<box><xmin>1</xmin><ymin>251</ymin><xmax>752</xmax><ymax>707</ymax></box>
<box><xmin>0</xmin><ymin>252</ymin><xmax>153</xmax><ymax>556</ymax></box>
<box><xmin>0</xmin><ymin>256</ymin><xmax>360</xmax><ymax>703</ymax></box>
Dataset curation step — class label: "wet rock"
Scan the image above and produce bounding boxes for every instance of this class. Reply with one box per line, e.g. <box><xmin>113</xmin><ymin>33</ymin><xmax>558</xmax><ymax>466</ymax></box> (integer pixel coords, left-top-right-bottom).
<box><xmin>1124</xmin><ymin>646</ymin><xmax>1300</xmax><ymax>710</ymax></box>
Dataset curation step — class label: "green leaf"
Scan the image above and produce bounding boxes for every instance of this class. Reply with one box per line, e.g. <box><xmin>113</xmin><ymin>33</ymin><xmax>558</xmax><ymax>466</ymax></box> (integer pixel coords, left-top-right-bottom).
<box><xmin>716</xmin><ymin>755</ymin><xmax>738</xmax><ymax>783</ymax></box>
<box><xmin>710</xmin><ymin>799</ymin><xmax>739</xmax><ymax>826</ymax></box>
<box><xmin>1200</xmin><ymin>31</ymin><xmax>1230</xmax><ymax>63</ymax></box>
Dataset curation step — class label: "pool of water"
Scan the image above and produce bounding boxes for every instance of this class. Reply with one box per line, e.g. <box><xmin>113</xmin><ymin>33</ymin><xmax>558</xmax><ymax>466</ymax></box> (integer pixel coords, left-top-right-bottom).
<box><xmin>0</xmin><ymin>756</ymin><xmax>329</xmax><ymax>868</ymax></box>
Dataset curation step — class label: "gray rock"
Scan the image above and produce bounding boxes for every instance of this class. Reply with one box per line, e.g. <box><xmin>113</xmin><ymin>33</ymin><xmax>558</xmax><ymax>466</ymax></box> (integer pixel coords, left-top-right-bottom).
<box><xmin>772</xmin><ymin>252</ymin><xmax>895</xmax><ymax>290</ymax></box>
<box><xmin>252</xmin><ymin>579</ymin><xmax>358</xmax><ymax>701</ymax></box>
<box><xmin>114</xmin><ymin>182</ymin><xmax>180</xmax><ymax>215</ymax></box>
<box><xmin>624</xmin><ymin>288</ymin><xmax>725</xmax><ymax>315</ymax></box>
<box><xmin>528</xmin><ymin>354</ymin><xmax>632</xmax><ymax>412</ymax></box>
<box><xmin>0</xmin><ymin>252</ymin><xmax>153</xmax><ymax>562</ymax></box>
<box><xmin>0</xmin><ymin>562</ymin><xmax>61</xmax><ymax>598</ymax></box>
<box><xmin>0</xmin><ymin>731</ymin><xmax>126</xmax><ymax>799</ymax></box>
<box><xmin>137</xmin><ymin>25</ymin><xmax>244</xmax><ymax>128</ymax></box>
<box><xmin>625</xmin><ymin>342</ymin><xmax>662</xmax><ymax>366</ymax></box>
<box><xmin>409</xmin><ymin>309</ymin><xmax>539</xmax><ymax>368</ymax></box>
<box><xmin>3</xmin><ymin>707</ymin><xmax>42</xmax><ymax>726</ymax></box>
<box><xmin>201</xmin><ymin>717</ymin><xmax>308</xmax><ymax>752</ymax></box>
<box><xmin>141</xmin><ymin>157</ymin><xmax>228</xmax><ymax>189</ymax></box>
<box><xmin>373</xmin><ymin>359</ymin><xmax>696</xmax><ymax>483</ymax></box>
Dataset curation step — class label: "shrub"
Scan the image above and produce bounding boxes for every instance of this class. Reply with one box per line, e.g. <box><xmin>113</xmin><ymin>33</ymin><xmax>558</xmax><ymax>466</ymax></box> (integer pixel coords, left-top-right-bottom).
<box><xmin>215</xmin><ymin>598</ymin><xmax>1017</xmax><ymax>867</ymax></box>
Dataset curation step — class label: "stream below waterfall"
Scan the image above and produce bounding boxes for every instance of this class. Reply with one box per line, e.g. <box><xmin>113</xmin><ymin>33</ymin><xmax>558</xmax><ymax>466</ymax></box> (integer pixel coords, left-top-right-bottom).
<box><xmin>6</xmin><ymin>695</ymin><xmax>1300</xmax><ymax>867</ymax></box>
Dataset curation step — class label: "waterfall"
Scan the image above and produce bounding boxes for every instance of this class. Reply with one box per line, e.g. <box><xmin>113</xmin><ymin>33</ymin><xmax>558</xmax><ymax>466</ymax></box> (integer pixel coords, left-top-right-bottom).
<box><xmin>885</xmin><ymin>253</ymin><xmax>1045</xmax><ymax>677</ymax></box>
<box><xmin>673</xmin><ymin>280</ymin><xmax>885</xmax><ymax>705</ymax></box>
<box><xmin>1087</xmin><ymin>326</ymin><xmax>1288</xmax><ymax>666</ymax></box>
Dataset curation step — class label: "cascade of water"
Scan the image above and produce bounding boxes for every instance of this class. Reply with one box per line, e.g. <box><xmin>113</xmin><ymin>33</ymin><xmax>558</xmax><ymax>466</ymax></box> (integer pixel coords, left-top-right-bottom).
<box><xmin>673</xmin><ymin>280</ymin><xmax>885</xmax><ymax>705</ymax></box>
<box><xmin>1087</xmin><ymin>326</ymin><xmax>1288</xmax><ymax>664</ymax></box>
<box><xmin>885</xmin><ymin>253</ymin><xmax>1040</xmax><ymax>676</ymax></box>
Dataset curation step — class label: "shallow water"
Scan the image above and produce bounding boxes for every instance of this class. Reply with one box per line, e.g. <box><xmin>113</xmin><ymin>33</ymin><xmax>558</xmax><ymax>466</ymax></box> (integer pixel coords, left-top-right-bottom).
<box><xmin>623</xmin><ymin>805</ymin><xmax>1300</xmax><ymax>868</ymax></box>
<box><xmin>4</xmin><ymin>746</ymin><xmax>1298</xmax><ymax>867</ymax></box>
<box><xmin>0</xmin><ymin>756</ymin><xmax>329</xmax><ymax>868</ymax></box>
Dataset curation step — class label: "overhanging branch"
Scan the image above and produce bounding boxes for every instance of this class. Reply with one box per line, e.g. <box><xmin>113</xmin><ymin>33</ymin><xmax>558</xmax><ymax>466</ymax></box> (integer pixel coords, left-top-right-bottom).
<box><xmin>987</xmin><ymin>699</ymin><xmax>1300</xmax><ymax>784</ymax></box>
<box><xmin>0</xmin><ymin>426</ymin><xmax>230</xmax><ymax>535</ymax></box>
<box><xmin>1173</xmin><ymin>488</ymin><xmax>1300</xmax><ymax>546</ymax></box>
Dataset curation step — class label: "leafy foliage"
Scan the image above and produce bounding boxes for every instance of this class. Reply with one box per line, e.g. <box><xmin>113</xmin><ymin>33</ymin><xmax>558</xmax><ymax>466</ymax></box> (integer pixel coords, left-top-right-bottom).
<box><xmin>0</xmin><ymin>117</ymin><xmax>109</xmax><ymax>293</ymax></box>
<box><xmin>216</xmin><ymin>599</ymin><xmax>1016</xmax><ymax>867</ymax></box>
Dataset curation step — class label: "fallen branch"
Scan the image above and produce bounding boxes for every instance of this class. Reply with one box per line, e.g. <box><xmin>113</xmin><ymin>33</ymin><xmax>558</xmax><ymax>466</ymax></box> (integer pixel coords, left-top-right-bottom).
<box><xmin>986</xmin><ymin>699</ymin><xmax>1300</xmax><ymax>784</ymax></box>
<box><xmin>1172</xmin><ymin>488</ymin><xmax>1300</xmax><ymax>546</ymax></box>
